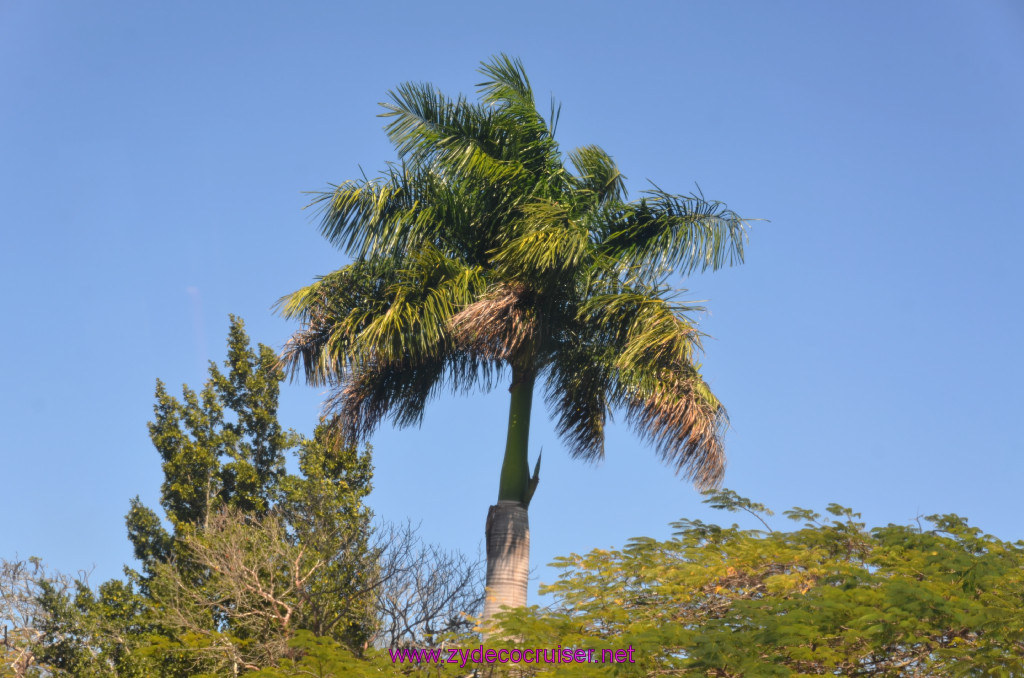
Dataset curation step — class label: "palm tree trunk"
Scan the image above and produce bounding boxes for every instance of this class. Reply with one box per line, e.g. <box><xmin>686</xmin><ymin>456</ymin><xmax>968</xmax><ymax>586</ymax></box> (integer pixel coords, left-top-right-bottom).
<box><xmin>482</xmin><ymin>368</ymin><xmax>535</xmax><ymax>634</ymax></box>
<box><xmin>482</xmin><ymin>501</ymin><xmax>530</xmax><ymax>633</ymax></box>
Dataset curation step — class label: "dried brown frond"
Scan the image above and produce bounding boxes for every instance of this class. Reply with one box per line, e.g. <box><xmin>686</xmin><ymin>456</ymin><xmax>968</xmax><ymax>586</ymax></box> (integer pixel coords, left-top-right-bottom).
<box><xmin>623</xmin><ymin>373</ymin><xmax>728</xmax><ymax>490</ymax></box>
<box><xmin>449</xmin><ymin>283</ymin><xmax>537</xmax><ymax>362</ymax></box>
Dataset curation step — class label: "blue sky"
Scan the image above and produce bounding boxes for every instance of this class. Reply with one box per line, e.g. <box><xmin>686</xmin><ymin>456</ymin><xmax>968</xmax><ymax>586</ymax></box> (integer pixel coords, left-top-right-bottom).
<box><xmin>2</xmin><ymin>1</ymin><xmax>1022</xmax><ymax>595</ymax></box>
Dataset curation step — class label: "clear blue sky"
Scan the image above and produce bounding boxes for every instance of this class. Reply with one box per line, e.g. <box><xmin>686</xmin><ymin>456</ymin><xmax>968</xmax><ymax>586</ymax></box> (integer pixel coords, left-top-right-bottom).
<box><xmin>2</xmin><ymin>1</ymin><xmax>1022</xmax><ymax>594</ymax></box>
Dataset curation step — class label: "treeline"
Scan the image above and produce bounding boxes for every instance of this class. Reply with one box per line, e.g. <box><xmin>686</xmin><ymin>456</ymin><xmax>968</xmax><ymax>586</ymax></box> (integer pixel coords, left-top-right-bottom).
<box><xmin>4</xmin><ymin>319</ymin><xmax>1023</xmax><ymax>676</ymax></box>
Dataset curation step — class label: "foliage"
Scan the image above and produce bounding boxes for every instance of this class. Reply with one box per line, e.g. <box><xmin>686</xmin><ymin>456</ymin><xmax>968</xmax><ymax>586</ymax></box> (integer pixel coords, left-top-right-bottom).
<box><xmin>132</xmin><ymin>316</ymin><xmax>377</xmax><ymax>672</ymax></box>
<box><xmin>19</xmin><ymin>317</ymin><xmax>379</xmax><ymax>676</ymax></box>
<box><xmin>247</xmin><ymin>632</ymin><xmax>373</xmax><ymax>678</ymax></box>
<box><xmin>32</xmin><ymin>575</ymin><xmax>163</xmax><ymax>678</ymax></box>
<box><xmin>129</xmin><ymin>314</ymin><xmax>305</xmax><ymax>572</ymax></box>
<box><xmin>277</xmin><ymin>52</ymin><xmax>752</xmax><ymax>635</ymax></box>
<box><xmin>278</xmin><ymin>54</ymin><xmax>751</xmax><ymax>504</ymax></box>
<box><xmin>9</xmin><ymin>490</ymin><xmax>1024</xmax><ymax>676</ymax></box>
<box><xmin>490</xmin><ymin>491</ymin><xmax>1024</xmax><ymax>676</ymax></box>
<box><xmin>4</xmin><ymin>317</ymin><xmax>482</xmax><ymax>677</ymax></box>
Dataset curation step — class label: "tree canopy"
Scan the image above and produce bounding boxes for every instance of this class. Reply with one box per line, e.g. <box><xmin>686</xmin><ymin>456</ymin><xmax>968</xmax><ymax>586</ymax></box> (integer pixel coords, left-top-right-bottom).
<box><xmin>493</xmin><ymin>491</ymin><xmax>1024</xmax><ymax>676</ymax></box>
<box><xmin>277</xmin><ymin>54</ymin><xmax>750</xmax><ymax>494</ymax></box>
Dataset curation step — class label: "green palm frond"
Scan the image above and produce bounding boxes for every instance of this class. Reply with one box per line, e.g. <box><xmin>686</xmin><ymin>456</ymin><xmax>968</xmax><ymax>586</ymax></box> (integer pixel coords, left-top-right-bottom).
<box><xmin>542</xmin><ymin>283</ymin><xmax>718</xmax><ymax>475</ymax></box>
<box><xmin>382</xmin><ymin>82</ymin><xmax>529</xmax><ymax>186</ymax></box>
<box><xmin>332</xmin><ymin>349</ymin><xmax>501</xmax><ymax>443</ymax></box>
<box><xmin>277</xmin><ymin>250</ymin><xmax>486</xmax><ymax>382</ymax></box>
<box><xmin>305</xmin><ymin>166</ymin><xmax>420</xmax><ymax>260</ymax></box>
<box><xmin>543</xmin><ymin>343</ymin><xmax>613</xmax><ymax>462</ymax></box>
<box><xmin>276</xmin><ymin>259</ymin><xmax>400</xmax><ymax>386</ymax></box>
<box><xmin>612</xmin><ymin>296</ymin><xmax>703</xmax><ymax>370</ymax></box>
<box><xmin>476</xmin><ymin>55</ymin><xmax>565</xmax><ymax>182</ymax></box>
<box><xmin>326</xmin><ymin>355</ymin><xmax>445</xmax><ymax>442</ymax></box>
<box><xmin>568</xmin><ymin>145</ymin><xmax>626</xmax><ymax>205</ymax></box>
<box><xmin>477</xmin><ymin>54</ymin><xmax>534</xmax><ymax>109</ymax></box>
<box><xmin>577</xmin><ymin>283</ymin><xmax>705</xmax><ymax>365</ymax></box>
<box><xmin>358</xmin><ymin>245</ymin><xmax>486</xmax><ymax>364</ymax></box>
<box><xmin>599</xmin><ymin>186</ymin><xmax>747</xmax><ymax>275</ymax></box>
<box><xmin>491</xmin><ymin>200</ymin><xmax>592</xmax><ymax>282</ymax></box>
<box><xmin>308</xmin><ymin>161</ymin><xmax>515</xmax><ymax>265</ymax></box>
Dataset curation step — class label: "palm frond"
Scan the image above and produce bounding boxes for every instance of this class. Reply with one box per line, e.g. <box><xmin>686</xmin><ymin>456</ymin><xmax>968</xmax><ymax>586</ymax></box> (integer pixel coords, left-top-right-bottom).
<box><xmin>356</xmin><ymin>245</ymin><xmax>486</xmax><ymax>364</ymax></box>
<box><xmin>307</xmin><ymin>160</ymin><xmax>519</xmax><ymax>266</ymax></box>
<box><xmin>276</xmin><ymin>251</ymin><xmax>485</xmax><ymax>383</ymax></box>
<box><xmin>281</xmin><ymin>55</ymin><xmax>746</xmax><ymax>492</ymax></box>
<box><xmin>381</xmin><ymin>83</ymin><xmax>472</xmax><ymax>158</ymax></box>
<box><xmin>304</xmin><ymin>165</ymin><xmax>423</xmax><ymax>260</ymax></box>
<box><xmin>618</xmin><ymin>367</ymin><xmax>728</xmax><ymax>490</ymax></box>
<box><xmin>568</xmin><ymin>145</ymin><xmax>626</xmax><ymax>205</ymax></box>
<box><xmin>543</xmin><ymin>344</ymin><xmax>612</xmax><ymax>462</ymax></box>
<box><xmin>327</xmin><ymin>355</ymin><xmax>445</xmax><ymax>442</ymax></box>
<box><xmin>476</xmin><ymin>55</ymin><xmax>563</xmax><ymax>180</ymax></box>
<box><xmin>328</xmin><ymin>350</ymin><xmax>500</xmax><ymax>443</ymax></box>
<box><xmin>599</xmin><ymin>186</ymin><xmax>748</xmax><ymax>276</ymax></box>
<box><xmin>449</xmin><ymin>283</ymin><xmax>537</xmax><ymax>363</ymax></box>
<box><xmin>476</xmin><ymin>54</ymin><xmax>534</xmax><ymax>109</ymax></box>
<box><xmin>382</xmin><ymin>83</ymin><xmax>526</xmax><ymax>185</ymax></box>
<box><xmin>276</xmin><ymin>260</ymin><xmax>400</xmax><ymax>386</ymax></box>
<box><xmin>490</xmin><ymin>200</ymin><xmax>591</xmax><ymax>282</ymax></box>
<box><xmin>548</xmin><ymin>95</ymin><xmax>562</xmax><ymax>138</ymax></box>
<box><xmin>560</xmin><ymin>282</ymin><xmax>725</xmax><ymax>486</ymax></box>
<box><xmin>578</xmin><ymin>287</ymin><xmax>705</xmax><ymax>370</ymax></box>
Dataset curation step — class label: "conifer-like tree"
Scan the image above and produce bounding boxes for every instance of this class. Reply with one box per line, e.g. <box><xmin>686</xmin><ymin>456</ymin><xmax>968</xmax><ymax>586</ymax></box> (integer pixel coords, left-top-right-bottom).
<box><xmin>32</xmin><ymin>317</ymin><xmax>378</xmax><ymax>676</ymax></box>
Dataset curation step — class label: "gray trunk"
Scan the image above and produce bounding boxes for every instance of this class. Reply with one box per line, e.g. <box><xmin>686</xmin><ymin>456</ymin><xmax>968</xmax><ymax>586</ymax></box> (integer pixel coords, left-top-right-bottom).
<box><xmin>481</xmin><ymin>500</ymin><xmax>529</xmax><ymax>636</ymax></box>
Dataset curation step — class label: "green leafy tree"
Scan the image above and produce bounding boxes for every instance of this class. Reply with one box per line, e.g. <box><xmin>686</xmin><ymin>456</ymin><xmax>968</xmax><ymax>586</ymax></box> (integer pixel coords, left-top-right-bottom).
<box><xmin>32</xmin><ymin>576</ymin><xmax>159</xmax><ymax>678</ymax></box>
<box><xmin>31</xmin><ymin>317</ymin><xmax>378</xmax><ymax>676</ymax></box>
<box><xmin>1</xmin><ymin>558</ymin><xmax>182</xmax><ymax>678</ymax></box>
<box><xmin>278</xmin><ymin>54</ymin><xmax>749</xmax><ymax>630</ymax></box>
<box><xmin>248</xmin><ymin>632</ymin><xmax>383</xmax><ymax>678</ymax></box>
<box><xmin>130</xmin><ymin>313</ymin><xmax>297</xmax><ymax>566</ymax></box>
<box><xmin>491</xmin><ymin>492</ymin><xmax>1024</xmax><ymax>676</ymax></box>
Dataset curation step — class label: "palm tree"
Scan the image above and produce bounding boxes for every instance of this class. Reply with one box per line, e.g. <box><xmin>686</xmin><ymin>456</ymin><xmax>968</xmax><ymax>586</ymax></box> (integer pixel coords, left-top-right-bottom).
<box><xmin>277</xmin><ymin>55</ymin><xmax>748</xmax><ymax>633</ymax></box>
